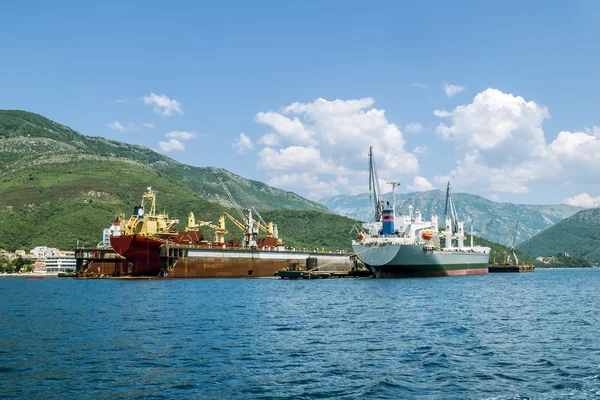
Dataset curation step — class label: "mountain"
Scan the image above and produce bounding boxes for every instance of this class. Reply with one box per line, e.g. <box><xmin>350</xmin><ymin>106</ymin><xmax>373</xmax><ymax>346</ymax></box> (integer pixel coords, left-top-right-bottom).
<box><xmin>517</xmin><ymin>208</ymin><xmax>600</xmax><ymax>265</ymax></box>
<box><xmin>0</xmin><ymin>110</ymin><xmax>350</xmax><ymax>252</ymax></box>
<box><xmin>319</xmin><ymin>191</ymin><xmax>582</xmax><ymax>246</ymax></box>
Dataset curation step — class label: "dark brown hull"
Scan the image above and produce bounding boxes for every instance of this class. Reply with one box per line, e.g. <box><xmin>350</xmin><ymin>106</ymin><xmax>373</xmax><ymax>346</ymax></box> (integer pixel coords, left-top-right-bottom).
<box><xmin>167</xmin><ymin>256</ymin><xmax>308</xmax><ymax>278</ymax></box>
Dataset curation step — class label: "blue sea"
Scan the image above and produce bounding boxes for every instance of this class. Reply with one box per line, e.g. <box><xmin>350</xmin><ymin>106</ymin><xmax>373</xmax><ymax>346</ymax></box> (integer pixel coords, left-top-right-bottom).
<box><xmin>1</xmin><ymin>269</ymin><xmax>599</xmax><ymax>399</ymax></box>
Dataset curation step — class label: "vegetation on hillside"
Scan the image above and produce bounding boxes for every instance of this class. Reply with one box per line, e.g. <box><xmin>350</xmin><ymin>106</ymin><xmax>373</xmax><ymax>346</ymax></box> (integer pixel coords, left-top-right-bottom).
<box><xmin>517</xmin><ymin>208</ymin><xmax>600</xmax><ymax>265</ymax></box>
<box><xmin>547</xmin><ymin>253</ymin><xmax>592</xmax><ymax>268</ymax></box>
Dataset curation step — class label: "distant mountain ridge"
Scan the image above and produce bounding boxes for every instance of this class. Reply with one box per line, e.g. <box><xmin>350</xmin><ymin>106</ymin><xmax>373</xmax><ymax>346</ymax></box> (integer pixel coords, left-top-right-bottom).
<box><xmin>517</xmin><ymin>207</ymin><xmax>600</xmax><ymax>265</ymax></box>
<box><xmin>319</xmin><ymin>190</ymin><xmax>582</xmax><ymax>245</ymax></box>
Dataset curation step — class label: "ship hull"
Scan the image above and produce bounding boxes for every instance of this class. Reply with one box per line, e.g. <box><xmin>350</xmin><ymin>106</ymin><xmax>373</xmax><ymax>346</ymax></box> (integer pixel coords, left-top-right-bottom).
<box><xmin>162</xmin><ymin>247</ymin><xmax>353</xmax><ymax>278</ymax></box>
<box><xmin>352</xmin><ymin>243</ymin><xmax>490</xmax><ymax>278</ymax></box>
<box><xmin>110</xmin><ymin>235</ymin><xmax>164</xmax><ymax>276</ymax></box>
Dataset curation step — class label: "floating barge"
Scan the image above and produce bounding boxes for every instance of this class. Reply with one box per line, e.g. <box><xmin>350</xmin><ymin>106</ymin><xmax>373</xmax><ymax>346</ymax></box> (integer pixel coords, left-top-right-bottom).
<box><xmin>488</xmin><ymin>263</ymin><xmax>535</xmax><ymax>273</ymax></box>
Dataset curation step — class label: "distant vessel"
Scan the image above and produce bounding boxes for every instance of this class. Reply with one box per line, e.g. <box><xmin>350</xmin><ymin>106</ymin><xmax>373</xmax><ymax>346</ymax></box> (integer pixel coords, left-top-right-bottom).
<box><xmin>488</xmin><ymin>221</ymin><xmax>535</xmax><ymax>273</ymax></box>
<box><xmin>109</xmin><ymin>187</ymin><xmax>352</xmax><ymax>277</ymax></box>
<box><xmin>352</xmin><ymin>147</ymin><xmax>491</xmax><ymax>278</ymax></box>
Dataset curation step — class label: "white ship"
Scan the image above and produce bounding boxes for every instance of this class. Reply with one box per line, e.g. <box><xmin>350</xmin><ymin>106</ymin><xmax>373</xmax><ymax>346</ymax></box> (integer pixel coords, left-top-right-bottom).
<box><xmin>352</xmin><ymin>147</ymin><xmax>491</xmax><ymax>278</ymax></box>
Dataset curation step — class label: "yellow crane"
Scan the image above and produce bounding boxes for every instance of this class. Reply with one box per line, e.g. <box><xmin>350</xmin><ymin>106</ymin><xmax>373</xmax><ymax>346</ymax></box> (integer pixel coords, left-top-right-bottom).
<box><xmin>186</xmin><ymin>212</ymin><xmax>227</xmax><ymax>244</ymax></box>
<box><xmin>223</xmin><ymin>211</ymin><xmax>258</xmax><ymax>248</ymax></box>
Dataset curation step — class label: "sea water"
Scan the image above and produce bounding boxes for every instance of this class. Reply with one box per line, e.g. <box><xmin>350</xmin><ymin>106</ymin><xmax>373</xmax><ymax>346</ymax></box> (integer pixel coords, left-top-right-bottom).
<box><xmin>1</xmin><ymin>269</ymin><xmax>599</xmax><ymax>399</ymax></box>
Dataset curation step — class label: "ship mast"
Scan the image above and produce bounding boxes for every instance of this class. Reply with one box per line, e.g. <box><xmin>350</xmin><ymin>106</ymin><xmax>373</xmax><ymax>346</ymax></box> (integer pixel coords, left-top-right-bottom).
<box><xmin>368</xmin><ymin>147</ymin><xmax>383</xmax><ymax>222</ymax></box>
<box><xmin>387</xmin><ymin>181</ymin><xmax>401</xmax><ymax>215</ymax></box>
<box><xmin>444</xmin><ymin>182</ymin><xmax>459</xmax><ymax>233</ymax></box>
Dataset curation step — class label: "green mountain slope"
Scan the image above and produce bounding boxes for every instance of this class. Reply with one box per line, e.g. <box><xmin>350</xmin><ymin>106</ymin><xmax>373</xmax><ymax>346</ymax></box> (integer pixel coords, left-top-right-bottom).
<box><xmin>0</xmin><ymin>110</ymin><xmax>349</xmax><ymax>252</ymax></box>
<box><xmin>517</xmin><ymin>208</ymin><xmax>600</xmax><ymax>265</ymax></box>
<box><xmin>0</xmin><ymin>110</ymin><xmax>328</xmax><ymax>212</ymax></box>
<box><xmin>319</xmin><ymin>191</ymin><xmax>582</xmax><ymax>245</ymax></box>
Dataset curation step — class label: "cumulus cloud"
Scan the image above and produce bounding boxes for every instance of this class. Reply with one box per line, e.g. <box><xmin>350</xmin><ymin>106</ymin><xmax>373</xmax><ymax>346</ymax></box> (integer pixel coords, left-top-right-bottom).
<box><xmin>142</xmin><ymin>122</ymin><xmax>156</xmax><ymax>129</ymax></box>
<box><xmin>143</xmin><ymin>93</ymin><xmax>183</xmax><ymax>116</ymax></box>
<box><xmin>433</xmin><ymin>109</ymin><xmax>451</xmax><ymax>118</ymax></box>
<box><xmin>432</xmin><ymin>88</ymin><xmax>557</xmax><ymax>194</ymax></box>
<box><xmin>159</xmin><ymin>138</ymin><xmax>185</xmax><ymax>152</ymax></box>
<box><xmin>407</xmin><ymin>176</ymin><xmax>435</xmax><ymax>192</ymax></box>
<box><xmin>563</xmin><ymin>193</ymin><xmax>600</xmax><ymax>208</ymax></box>
<box><xmin>116</xmin><ymin>98</ymin><xmax>129</xmax><ymax>104</ymax></box>
<box><xmin>250</xmin><ymin>97</ymin><xmax>418</xmax><ymax>198</ymax></box>
<box><xmin>166</xmin><ymin>131</ymin><xmax>197</xmax><ymax>140</ymax></box>
<box><xmin>405</xmin><ymin>122</ymin><xmax>423</xmax><ymax>133</ymax></box>
<box><xmin>233</xmin><ymin>133</ymin><xmax>253</xmax><ymax>154</ymax></box>
<box><xmin>107</xmin><ymin>121</ymin><xmax>124</xmax><ymax>132</ymax></box>
<box><xmin>443</xmin><ymin>83</ymin><xmax>466</xmax><ymax>97</ymax></box>
<box><xmin>549</xmin><ymin>130</ymin><xmax>600</xmax><ymax>181</ymax></box>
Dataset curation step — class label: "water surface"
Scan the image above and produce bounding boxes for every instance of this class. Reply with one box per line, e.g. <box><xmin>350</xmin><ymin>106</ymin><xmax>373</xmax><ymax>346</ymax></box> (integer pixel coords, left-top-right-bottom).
<box><xmin>1</xmin><ymin>269</ymin><xmax>599</xmax><ymax>399</ymax></box>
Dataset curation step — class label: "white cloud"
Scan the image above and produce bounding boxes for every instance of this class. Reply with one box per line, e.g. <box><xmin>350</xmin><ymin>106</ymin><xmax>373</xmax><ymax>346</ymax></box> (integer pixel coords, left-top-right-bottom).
<box><xmin>107</xmin><ymin>121</ymin><xmax>124</xmax><ymax>132</ymax></box>
<box><xmin>142</xmin><ymin>122</ymin><xmax>156</xmax><ymax>129</ymax></box>
<box><xmin>250</xmin><ymin>97</ymin><xmax>418</xmax><ymax>198</ymax></box>
<box><xmin>143</xmin><ymin>93</ymin><xmax>183</xmax><ymax>116</ymax></box>
<box><xmin>433</xmin><ymin>109</ymin><xmax>451</xmax><ymax>118</ymax></box>
<box><xmin>158</xmin><ymin>138</ymin><xmax>185</xmax><ymax>152</ymax></box>
<box><xmin>432</xmin><ymin>88</ymin><xmax>557</xmax><ymax>194</ymax></box>
<box><xmin>584</xmin><ymin>126</ymin><xmax>600</xmax><ymax>138</ymax></box>
<box><xmin>410</xmin><ymin>82</ymin><xmax>428</xmax><ymax>89</ymax></box>
<box><xmin>405</xmin><ymin>122</ymin><xmax>423</xmax><ymax>133</ymax></box>
<box><xmin>549</xmin><ymin>130</ymin><xmax>600</xmax><ymax>180</ymax></box>
<box><xmin>563</xmin><ymin>193</ymin><xmax>600</xmax><ymax>208</ymax></box>
<box><xmin>166</xmin><ymin>131</ymin><xmax>197</xmax><ymax>140</ymax></box>
<box><xmin>412</xmin><ymin>146</ymin><xmax>427</xmax><ymax>154</ymax></box>
<box><xmin>116</xmin><ymin>98</ymin><xmax>129</xmax><ymax>104</ymax></box>
<box><xmin>255</xmin><ymin>111</ymin><xmax>313</xmax><ymax>144</ymax></box>
<box><xmin>233</xmin><ymin>132</ymin><xmax>253</xmax><ymax>154</ymax></box>
<box><xmin>443</xmin><ymin>83</ymin><xmax>466</xmax><ymax>97</ymax></box>
<box><xmin>107</xmin><ymin>121</ymin><xmax>140</xmax><ymax>132</ymax></box>
<box><xmin>257</xmin><ymin>133</ymin><xmax>280</xmax><ymax>147</ymax></box>
<box><xmin>407</xmin><ymin>176</ymin><xmax>435</xmax><ymax>192</ymax></box>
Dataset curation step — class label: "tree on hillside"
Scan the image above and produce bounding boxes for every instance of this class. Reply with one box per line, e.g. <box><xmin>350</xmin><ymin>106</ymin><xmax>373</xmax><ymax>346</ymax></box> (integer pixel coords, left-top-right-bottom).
<box><xmin>0</xmin><ymin>255</ymin><xmax>15</xmax><ymax>273</ymax></box>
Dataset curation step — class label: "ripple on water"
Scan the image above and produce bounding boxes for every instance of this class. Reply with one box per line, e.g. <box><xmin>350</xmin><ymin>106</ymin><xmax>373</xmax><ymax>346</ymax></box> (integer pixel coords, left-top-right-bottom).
<box><xmin>1</xmin><ymin>269</ymin><xmax>600</xmax><ymax>399</ymax></box>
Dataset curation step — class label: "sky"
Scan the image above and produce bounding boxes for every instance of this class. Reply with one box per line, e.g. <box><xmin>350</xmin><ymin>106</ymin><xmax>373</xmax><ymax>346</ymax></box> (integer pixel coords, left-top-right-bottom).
<box><xmin>1</xmin><ymin>0</ymin><xmax>600</xmax><ymax>207</ymax></box>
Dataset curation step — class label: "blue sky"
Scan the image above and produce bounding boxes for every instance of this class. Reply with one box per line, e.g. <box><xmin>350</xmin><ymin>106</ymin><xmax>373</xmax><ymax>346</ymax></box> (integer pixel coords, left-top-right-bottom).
<box><xmin>2</xmin><ymin>1</ymin><xmax>600</xmax><ymax>206</ymax></box>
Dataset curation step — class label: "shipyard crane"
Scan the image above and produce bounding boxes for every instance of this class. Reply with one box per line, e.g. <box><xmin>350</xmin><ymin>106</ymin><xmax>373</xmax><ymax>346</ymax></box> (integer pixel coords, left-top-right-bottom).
<box><xmin>508</xmin><ymin>221</ymin><xmax>520</xmax><ymax>265</ymax></box>
<box><xmin>252</xmin><ymin>207</ymin><xmax>278</xmax><ymax>239</ymax></box>
<box><xmin>368</xmin><ymin>147</ymin><xmax>385</xmax><ymax>222</ymax></box>
<box><xmin>218</xmin><ymin>177</ymin><xmax>248</xmax><ymax>224</ymax></box>
<box><xmin>186</xmin><ymin>212</ymin><xmax>227</xmax><ymax>243</ymax></box>
<box><xmin>224</xmin><ymin>211</ymin><xmax>258</xmax><ymax>248</ymax></box>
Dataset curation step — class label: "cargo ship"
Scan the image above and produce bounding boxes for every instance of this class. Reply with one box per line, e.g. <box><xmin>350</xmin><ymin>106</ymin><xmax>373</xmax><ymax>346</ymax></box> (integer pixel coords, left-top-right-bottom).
<box><xmin>109</xmin><ymin>187</ymin><xmax>353</xmax><ymax>277</ymax></box>
<box><xmin>351</xmin><ymin>147</ymin><xmax>491</xmax><ymax>278</ymax></box>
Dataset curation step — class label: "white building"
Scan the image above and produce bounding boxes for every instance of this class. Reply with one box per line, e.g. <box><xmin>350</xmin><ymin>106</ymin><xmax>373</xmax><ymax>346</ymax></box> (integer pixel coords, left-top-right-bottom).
<box><xmin>30</xmin><ymin>246</ymin><xmax>60</xmax><ymax>259</ymax></box>
<box><xmin>43</xmin><ymin>251</ymin><xmax>76</xmax><ymax>273</ymax></box>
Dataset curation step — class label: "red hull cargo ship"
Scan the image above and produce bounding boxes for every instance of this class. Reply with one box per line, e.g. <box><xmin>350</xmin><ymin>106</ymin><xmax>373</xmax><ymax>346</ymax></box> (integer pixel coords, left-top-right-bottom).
<box><xmin>110</xmin><ymin>188</ymin><xmax>352</xmax><ymax>277</ymax></box>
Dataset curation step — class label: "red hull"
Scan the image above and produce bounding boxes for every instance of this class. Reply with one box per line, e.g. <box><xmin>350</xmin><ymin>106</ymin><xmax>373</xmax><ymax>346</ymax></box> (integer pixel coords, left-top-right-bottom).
<box><xmin>110</xmin><ymin>235</ymin><xmax>164</xmax><ymax>276</ymax></box>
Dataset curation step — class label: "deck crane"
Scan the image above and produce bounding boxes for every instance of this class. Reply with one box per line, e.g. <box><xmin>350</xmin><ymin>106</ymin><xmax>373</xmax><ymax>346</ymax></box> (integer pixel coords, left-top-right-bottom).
<box><xmin>368</xmin><ymin>146</ymin><xmax>384</xmax><ymax>222</ymax></box>
<box><xmin>217</xmin><ymin>177</ymin><xmax>258</xmax><ymax>248</ymax></box>
<box><xmin>508</xmin><ymin>221</ymin><xmax>520</xmax><ymax>265</ymax></box>
<box><xmin>444</xmin><ymin>182</ymin><xmax>459</xmax><ymax>233</ymax></box>
<box><xmin>252</xmin><ymin>206</ymin><xmax>278</xmax><ymax>239</ymax></box>
<box><xmin>223</xmin><ymin>211</ymin><xmax>258</xmax><ymax>248</ymax></box>
<box><xmin>186</xmin><ymin>212</ymin><xmax>227</xmax><ymax>243</ymax></box>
